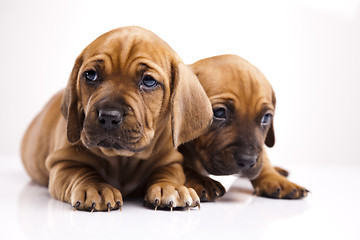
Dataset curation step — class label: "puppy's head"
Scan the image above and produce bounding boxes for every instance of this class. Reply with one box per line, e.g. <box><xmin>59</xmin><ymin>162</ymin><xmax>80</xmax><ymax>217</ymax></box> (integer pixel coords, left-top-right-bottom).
<box><xmin>61</xmin><ymin>26</ymin><xmax>212</xmax><ymax>157</ymax></box>
<box><xmin>190</xmin><ymin>55</ymin><xmax>275</xmax><ymax>179</ymax></box>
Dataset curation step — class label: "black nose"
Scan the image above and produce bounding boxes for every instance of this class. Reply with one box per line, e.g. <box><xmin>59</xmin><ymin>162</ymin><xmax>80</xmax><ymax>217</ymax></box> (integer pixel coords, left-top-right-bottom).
<box><xmin>235</xmin><ymin>154</ymin><xmax>257</xmax><ymax>171</ymax></box>
<box><xmin>98</xmin><ymin>109</ymin><xmax>122</xmax><ymax>130</ymax></box>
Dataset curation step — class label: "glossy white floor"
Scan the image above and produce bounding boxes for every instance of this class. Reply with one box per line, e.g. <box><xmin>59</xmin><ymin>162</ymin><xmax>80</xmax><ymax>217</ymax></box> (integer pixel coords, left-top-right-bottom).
<box><xmin>1</xmin><ymin>156</ymin><xmax>358</xmax><ymax>240</ymax></box>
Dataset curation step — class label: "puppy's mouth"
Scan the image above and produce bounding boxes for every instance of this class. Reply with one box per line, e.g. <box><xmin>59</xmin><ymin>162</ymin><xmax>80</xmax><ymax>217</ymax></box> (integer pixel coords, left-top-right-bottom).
<box><xmin>240</xmin><ymin>162</ymin><xmax>262</xmax><ymax>180</ymax></box>
<box><xmin>82</xmin><ymin>119</ymin><xmax>146</xmax><ymax>153</ymax></box>
<box><xmin>205</xmin><ymin>154</ymin><xmax>240</xmax><ymax>176</ymax></box>
<box><xmin>203</xmin><ymin>149</ymin><xmax>263</xmax><ymax>179</ymax></box>
<box><xmin>97</xmin><ymin>140</ymin><xmax>124</xmax><ymax>151</ymax></box>
<box><xmin>94</xmin><ymin>138</ymin><xmax>145</xmax><ymax>153</ymax></box>
<box><xmin>234</xmin><ymin>153</ymin><xmax>262</xmax><ymax>180</ymax></box>
<box><xmin>82</xmin><ymin>128</ymin><xmax>146</xmax><ymax>153</ymax></box>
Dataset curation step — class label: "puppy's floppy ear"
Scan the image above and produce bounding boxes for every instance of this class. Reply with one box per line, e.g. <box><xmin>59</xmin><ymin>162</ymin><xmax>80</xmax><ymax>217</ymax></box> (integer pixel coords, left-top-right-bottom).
<box><xmin>170</xmin><ymin>62</ymin><xmax>213</xmax><ymax>148</ymax></box>
<box><xmin>61</xmin><ymin>55</ymin><xmax>84</xmax><ymax>143</ymax></box>
<box><xmin>265</xmin><ymin>90</ymin><xmax>276</xmax><ymax>147</ymax></box>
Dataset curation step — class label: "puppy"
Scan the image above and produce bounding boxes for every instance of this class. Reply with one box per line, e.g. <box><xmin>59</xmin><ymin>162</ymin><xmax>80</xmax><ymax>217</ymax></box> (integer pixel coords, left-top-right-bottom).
<box><xmin>181</xmin><ymin>54</ymin><xmax>308</xmax><ymax>201</ymax></box>
<box><xmin>21</xmin><ymin>26</ymin><xmax>213</xmax><ymax>211</ymax></box>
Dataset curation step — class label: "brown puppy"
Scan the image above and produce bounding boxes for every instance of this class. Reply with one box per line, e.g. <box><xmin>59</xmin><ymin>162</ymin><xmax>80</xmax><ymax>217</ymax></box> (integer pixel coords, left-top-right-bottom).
<box><xmin>181</xmin><ymin>54</ymin><xmax>308</xmax><ymax>201</ymax></box>
<box><xmin>21</xmin><ymin>26</ymin><xmax>212</xmax><ymax>211</ymax></box>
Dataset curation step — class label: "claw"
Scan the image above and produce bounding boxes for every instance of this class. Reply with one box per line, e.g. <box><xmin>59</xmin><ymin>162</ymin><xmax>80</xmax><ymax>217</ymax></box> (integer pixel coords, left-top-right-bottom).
<box><xmin>154</xmin><ymin>199</ymin><xmax>159</xmax><ymax>211</ymax></box>
<box><xmin>169</xmin><ymin>201</ymin><xmax>174</xmax><ymax>211</ymax></box>
<box><xmin>300</xmin><ymin>189</ymin><xmax>306</xmax><ymax>197</ymax></box>
<box><xmin>185</xmin><ymin>201</ymin><xmax>190</xmax><ymax>211</ymax></box>
<box><xmin>90</xmin><ymin>202</ymin><xmax>96</xmax><ymax>212</ymax></box>
<box><xmin>299</xmin><ymin>188</ymin><xmax>310</xmax><ymax>198</ymax></box>
<box><xmin>73</xmin><ymin>201</ymin><xmax>81</xmax><ymax>211</ymax></box>
<box><xmin>107</xmin><ymin>203</ymin><xmax>112</xmax><ymax>212</ymax></box>
<box><xmin>116</xmin><ymin>201</ymin><xmax>122</xmax><ymax>211</ymax></box>
<box><xmin>214</xmin><ymin>189</ymin><xmax>220</xmax><ymax>197</ymax></box>
<box><xmin>195</xmin><ymin>200</ymin><xmax>200</xmax><ymax>210</ymax></box>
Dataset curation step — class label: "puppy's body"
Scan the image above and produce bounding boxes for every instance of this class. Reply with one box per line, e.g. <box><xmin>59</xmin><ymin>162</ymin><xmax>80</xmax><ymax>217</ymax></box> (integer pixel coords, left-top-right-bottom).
<box><xmin>22</xmin><ymin>90</ymin><xmax>176</xmax><ymax>195</ymax></box>
<box><xmin>182</xmin><ymin>55</ymin><xmax>308</xmax><ymax>201</ymax></box>
<box><xmin>21</xmin><ymin>27</ymin><xmax>212</xmax><ymax>211</ymax></box>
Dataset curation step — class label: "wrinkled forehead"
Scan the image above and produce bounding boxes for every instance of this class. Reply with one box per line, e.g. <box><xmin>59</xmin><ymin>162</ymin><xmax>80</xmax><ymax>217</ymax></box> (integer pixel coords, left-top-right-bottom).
<box><xmin>82</xmin><ymin>27</ymin><xmax>176</xmax><ymax>73</ymax></box>
<box><xmin>194</xmin><ymin>58</ymin><xmax>273</xmax><ymax>108</ymax></box>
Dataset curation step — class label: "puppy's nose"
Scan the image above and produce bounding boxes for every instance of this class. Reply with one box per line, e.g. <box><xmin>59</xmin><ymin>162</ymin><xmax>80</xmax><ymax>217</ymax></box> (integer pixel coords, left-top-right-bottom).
<box><xmin>98</xmin><ymin>109</ymin><xmax>122</xmax><ymax>130</ymax></box>
<box><xmin>235</xmin><ymin>154</ymin><xmax>257</xmax><ymax>171</ymax></box>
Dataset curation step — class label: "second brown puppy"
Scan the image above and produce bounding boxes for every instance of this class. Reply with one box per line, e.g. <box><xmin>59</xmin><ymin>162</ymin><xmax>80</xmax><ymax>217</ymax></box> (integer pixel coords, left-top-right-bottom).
<box><xmin>181</xmin><ymin>54</ymin><xmax>308</xmax><ymax>201</ymax></box>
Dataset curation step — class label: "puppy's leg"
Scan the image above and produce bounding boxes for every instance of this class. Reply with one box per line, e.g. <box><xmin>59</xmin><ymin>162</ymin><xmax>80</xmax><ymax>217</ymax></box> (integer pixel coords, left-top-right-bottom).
<box><xmin>184</xmin><ymin>167</ymin><xmax>225</xmax><ymax>202</ymax></box>
<box><xmin>251</xmin><ymin>151</ymin><xmax>309</xmax><ymax>199</ymax></box>
<box><xmin>145</xmin><ymin>156</ymin><xmax>200</xmax><ymax>210</ymax></box>
<box><xmin>47</xmin><ymin>154</ymin><xmax>123</xmax><ymax>212</ymax></box>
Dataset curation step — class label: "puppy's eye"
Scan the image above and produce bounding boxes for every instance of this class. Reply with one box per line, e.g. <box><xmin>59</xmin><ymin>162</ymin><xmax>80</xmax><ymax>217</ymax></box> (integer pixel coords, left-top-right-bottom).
<box><xmin>141</xmin><ymin>75</ymin><xmax>158</xmax><ymax>88</ymax></box>
<box><xmin>84</xmin><ymin>70</ymin><xmax>98</xmax><ymax>82</ymax></box>
<box><xmin>261</xmin><ymin>113</ymin><xmax>272</xmax><ymax>126</ymax></box>
<box><xmin>213</xmin><ymin>107</ymin><xmax>226</xmax><ymax>119</ymax></box>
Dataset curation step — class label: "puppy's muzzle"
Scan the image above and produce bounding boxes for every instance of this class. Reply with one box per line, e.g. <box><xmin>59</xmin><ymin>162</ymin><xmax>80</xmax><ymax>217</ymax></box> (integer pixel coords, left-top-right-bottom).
<box><xmin>98</xmin><ymin>108</ymin><xmax>123</xmax><ymax>130</ymax></box>
<box><xmin>235</xmin><ymin>153</ymin><xmax>258</xmax><ymax>171</ymax></box>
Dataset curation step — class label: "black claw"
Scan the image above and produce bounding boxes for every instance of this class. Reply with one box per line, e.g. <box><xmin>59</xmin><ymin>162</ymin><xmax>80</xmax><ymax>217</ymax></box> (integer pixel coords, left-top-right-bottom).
<box><xmin>74</xmin><ymin>201</ymin><xmax>81</xmax><ymax>208</ymax></box>
<box><xmin>299</xmin><ymin>188</ymin><xmax>310</xmax><ymax>198</ymax></box>
<box><xmin>195</xmin><ymin>200</ymin><xmax>200</xmax><ymax>210</ymax></box>
<box><xmin>219</xmin><ymin>189</ymin><xmax>226</xmax><ymax>197</ymax></box>
<box><xmin>215</xmin><ymin>181</ymin><xmax>226</xmax><ymax>196</ymax></box>
<box><xmin>185</xmin><ymin>201</ymin><xmax>190</xmax><ymax>211</ymax></box>
<box><xmin>154</xmin><ymin>199</ymin><xmax>160</xmax><ymax>211</ymax></box>
<box><xmin>107</xmin><ymin>203</ymin><xmax>112</xmax><ymax>212</ymax></box>
<box><xmin>90</xmin><ymin>202</ymin><xmax>96</xmax><ymax>212</ymax></box>
<box><xmin>300</xmin><ymin>189</ymin><xmax>305</xmax><ymax>197</ymax></box>
<box><xmin>116</xmin><ymin>201</ymin><xmax>122</xmax><ymax>211</ymax></box>
<box><xmin>169</xmin><ymin>201</ymin><xmax>174</xmax><ymax>211</ymax></box>
<box><xmin>73</xmin><ymin>201</ymin><xmax>81</xmax><ymax>211</ymax></box>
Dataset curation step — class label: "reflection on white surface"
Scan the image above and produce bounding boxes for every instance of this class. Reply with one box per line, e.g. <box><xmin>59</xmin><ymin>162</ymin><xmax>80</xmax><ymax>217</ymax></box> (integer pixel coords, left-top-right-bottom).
<box><xmin>17</xmin><ymin>182</ymin><xmax>203</xmax><ymax>239</ymax></box>
<box><xmin>1</xmin><ymin>157</ymin><xmax>360</xmax><ymax>240</ymax></box>
<box><xmin>15</xmin><ymin>176</ymin><xmax>309</xmax><ymax>240</ymax></box>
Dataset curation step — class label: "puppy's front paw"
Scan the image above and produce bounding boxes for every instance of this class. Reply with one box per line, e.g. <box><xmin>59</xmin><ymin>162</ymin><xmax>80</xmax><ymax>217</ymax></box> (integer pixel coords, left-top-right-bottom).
<box><xmin>252</xmin><ymin>173</ymin><xmax>309</xmax><ymax>199</ymax></box>
<box><xmin>186</xmin><ymin>176</ymin><xmax>226</xmax><ymax>202</ymax></box>
<box><xmin>71</xmin><ymin>183</ymin><xmax>123</xmax><ymax>212</ymax></box>
<box><xmin>145</xmin><ymin>183</ymin><xmax>200</xmax><ymax>211</ymax></box>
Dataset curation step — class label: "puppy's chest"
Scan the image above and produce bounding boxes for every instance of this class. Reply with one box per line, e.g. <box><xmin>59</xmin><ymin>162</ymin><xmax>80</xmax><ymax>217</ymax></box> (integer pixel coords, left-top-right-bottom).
<box><xmin>103</xmin><ymin>157</ymin><xmax>153</xmax><ymax>196</ymax></box>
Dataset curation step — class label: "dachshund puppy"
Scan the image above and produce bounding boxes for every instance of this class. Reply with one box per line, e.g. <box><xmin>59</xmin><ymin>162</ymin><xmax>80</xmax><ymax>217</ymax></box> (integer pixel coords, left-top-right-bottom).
<box><xmin>181</xmin><ymin>54</ymin><xmax>308</xmax><ymax>201</ymax></box>
<box><xmin>21</xmin><ymin>26</ymin><xmax>212</xmax><ymax>211</ymax></box>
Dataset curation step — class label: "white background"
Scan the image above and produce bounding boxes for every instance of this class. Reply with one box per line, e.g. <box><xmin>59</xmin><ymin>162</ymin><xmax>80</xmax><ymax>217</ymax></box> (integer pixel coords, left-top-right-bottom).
<box><xmin>1</xmin><ymin>0</ymin><xmax>360</xmax><ymax>166</ymax></box>
<box><xmin>1</xmin><ymin>1</ymin><xmax>360</xmax><ymax>240</ymax></box>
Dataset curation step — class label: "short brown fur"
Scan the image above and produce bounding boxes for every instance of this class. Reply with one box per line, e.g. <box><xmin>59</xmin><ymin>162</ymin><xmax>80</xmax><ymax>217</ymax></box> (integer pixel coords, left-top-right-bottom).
<box><xmin>21</xmin><ymin>26</ymin><xmax>213</xmax><ymax>211</ymax></box>
<box><xmin>181</xmin><ymin>55</ymin><xmax>308</xmax><ymax>201</ymax></box>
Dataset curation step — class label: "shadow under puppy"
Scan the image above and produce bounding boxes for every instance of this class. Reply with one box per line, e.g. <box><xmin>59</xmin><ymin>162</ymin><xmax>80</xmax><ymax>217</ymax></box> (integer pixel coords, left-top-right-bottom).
<box><xmin>21</xmin><ymin>26</ymin><xmax>213</xmax><ymax>211</ymax></box>
<box><xmin>181</xmin><ymin>54</ymin><xmax>309</xmax><ymax>201</ymax></box>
